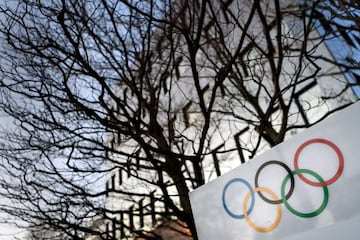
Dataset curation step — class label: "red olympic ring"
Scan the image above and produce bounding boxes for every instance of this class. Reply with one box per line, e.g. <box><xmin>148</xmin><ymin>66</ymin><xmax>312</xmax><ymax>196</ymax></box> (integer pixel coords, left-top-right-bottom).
<box><xmin>294</xmin><ymin>138</ymin><xmax>344</xmax><ymax>187</ymax></box>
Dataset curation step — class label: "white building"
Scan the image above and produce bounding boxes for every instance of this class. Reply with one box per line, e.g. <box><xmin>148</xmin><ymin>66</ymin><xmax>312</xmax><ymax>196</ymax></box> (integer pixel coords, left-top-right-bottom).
<box><xmin>96</xmin><ymin>1</ymin><xmax>358</xmax><ymax>239</ymax></box>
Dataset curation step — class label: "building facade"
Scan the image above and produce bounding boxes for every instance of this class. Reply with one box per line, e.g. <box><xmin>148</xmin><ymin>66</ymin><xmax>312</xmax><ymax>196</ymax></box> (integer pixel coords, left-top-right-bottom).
<box><xmin>89</xmin><ymin>1</ymin><xmax>358</xmax><ymax>239</ymax></box>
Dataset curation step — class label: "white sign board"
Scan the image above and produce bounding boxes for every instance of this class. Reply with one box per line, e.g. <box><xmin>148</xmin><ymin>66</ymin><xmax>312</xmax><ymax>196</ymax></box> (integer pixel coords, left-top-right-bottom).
<box><xmin>190</xmin><ymin>102</ymin><xmax>360</xmax><ymax>240</ymax></box>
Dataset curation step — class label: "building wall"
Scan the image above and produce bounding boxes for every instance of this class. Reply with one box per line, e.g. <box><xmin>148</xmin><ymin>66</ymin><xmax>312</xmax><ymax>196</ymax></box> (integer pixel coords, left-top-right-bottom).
<box><xmin>100</xmin><ymin>1</ymin><xmax>358</xmax><ymax>239</ymax></box>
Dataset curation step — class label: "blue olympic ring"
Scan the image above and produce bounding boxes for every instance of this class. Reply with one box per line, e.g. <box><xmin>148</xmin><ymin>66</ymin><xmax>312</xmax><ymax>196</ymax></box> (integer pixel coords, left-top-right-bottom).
<box><xmin>221</xmin><ymin>178</ymin><xmax>255</xmax><ymax>219</ymax></box>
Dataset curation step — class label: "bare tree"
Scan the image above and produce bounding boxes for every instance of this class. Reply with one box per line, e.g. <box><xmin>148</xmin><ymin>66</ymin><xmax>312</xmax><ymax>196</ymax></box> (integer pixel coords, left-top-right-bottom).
<box><xmin>0</xmin><ymin>0</ymin><xmax>358</xmax><ymax>239</ymax></box>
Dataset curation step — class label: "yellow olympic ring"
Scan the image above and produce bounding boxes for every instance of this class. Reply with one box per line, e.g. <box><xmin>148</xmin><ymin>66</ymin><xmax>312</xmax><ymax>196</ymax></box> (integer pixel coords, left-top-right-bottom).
<box><xmin>243</xmin><ymin>187</ymin><xmax>282</xmax><ymax>232</ymax></box>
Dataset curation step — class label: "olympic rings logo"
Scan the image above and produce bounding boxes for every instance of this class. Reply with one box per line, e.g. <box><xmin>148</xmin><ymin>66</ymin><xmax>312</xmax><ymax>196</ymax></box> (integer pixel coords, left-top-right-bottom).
<box><xmin>221</xmin><ymin>138</ymin><xmax>344</xmax><ymax>233</ymax></box>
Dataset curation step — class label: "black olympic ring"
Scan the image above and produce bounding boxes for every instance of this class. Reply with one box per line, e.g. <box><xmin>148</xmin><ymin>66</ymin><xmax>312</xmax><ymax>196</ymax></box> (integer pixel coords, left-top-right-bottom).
<box><xmin>254</xmin><ymin>160</ymin><xmax>295</xmax><ymax>204</ymax></box>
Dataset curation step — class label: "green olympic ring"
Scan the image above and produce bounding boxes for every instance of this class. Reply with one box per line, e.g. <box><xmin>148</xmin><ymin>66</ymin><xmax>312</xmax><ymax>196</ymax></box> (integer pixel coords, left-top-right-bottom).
<box><xmin>281</xmin><ymin>168</ymin><xmax>329</xmax><ymax>218</ymax></box>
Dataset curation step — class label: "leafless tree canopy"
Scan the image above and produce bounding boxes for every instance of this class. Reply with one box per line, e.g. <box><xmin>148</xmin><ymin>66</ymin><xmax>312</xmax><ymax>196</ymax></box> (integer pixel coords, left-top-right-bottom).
<box><xmin>0</xmin><ymin>0</ymin><xmax>358</xmax><ymax>239</ymax></box>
